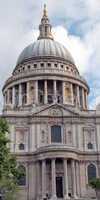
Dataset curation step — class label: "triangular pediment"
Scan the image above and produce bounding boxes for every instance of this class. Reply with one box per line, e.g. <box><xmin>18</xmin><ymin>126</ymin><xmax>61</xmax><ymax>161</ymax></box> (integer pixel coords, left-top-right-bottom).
<box><xmin>32</xmin><ymin>104</ymin><xmax>79</xmax><ymax>117</ymax></box>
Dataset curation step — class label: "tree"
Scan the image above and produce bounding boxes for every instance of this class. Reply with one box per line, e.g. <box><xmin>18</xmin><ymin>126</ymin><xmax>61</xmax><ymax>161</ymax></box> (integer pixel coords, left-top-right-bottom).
<box><xmin>89</xmin><ymin>178</ymin><xmax>100</xmax><ymax>200</ymax></box>
<box><xmin>0</xmin><ymin>118</ymin><xmax>24</xmax><ymax>200</ymax></box>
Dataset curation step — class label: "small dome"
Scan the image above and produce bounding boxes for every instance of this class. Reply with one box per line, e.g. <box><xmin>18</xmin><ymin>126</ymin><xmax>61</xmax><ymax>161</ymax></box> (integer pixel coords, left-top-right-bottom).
<box><xmin>17</xmin><ymin>39</ymin><xmax>75</xmax><ymax>65</ymax></box>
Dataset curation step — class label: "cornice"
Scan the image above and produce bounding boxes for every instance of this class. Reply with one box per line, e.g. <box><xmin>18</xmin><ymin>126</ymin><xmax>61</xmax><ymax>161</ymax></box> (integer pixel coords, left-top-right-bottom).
<box><xmin>2</xmin><ymin>70</ymin><xmax>89</xmax><ymax>92</ymax></box>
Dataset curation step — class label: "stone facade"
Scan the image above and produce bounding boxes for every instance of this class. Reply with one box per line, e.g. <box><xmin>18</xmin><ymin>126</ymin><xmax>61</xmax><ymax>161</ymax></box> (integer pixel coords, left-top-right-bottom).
<box><xmin>1</xmin><ymin>5</ymin><xmax>100</xmax><ymax>200</ymax></box>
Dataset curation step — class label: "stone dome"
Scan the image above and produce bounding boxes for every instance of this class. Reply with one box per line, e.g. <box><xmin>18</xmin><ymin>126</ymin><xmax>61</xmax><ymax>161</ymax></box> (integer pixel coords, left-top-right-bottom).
<box><xmin>2</xmin><ymin>4</ymin><xmax>89</xmax><ymax>113</ymax></box>
<box><xmin>17</xmin><ymin>39</ymin><xmax>75</xmax><ymax>65</ymax></box>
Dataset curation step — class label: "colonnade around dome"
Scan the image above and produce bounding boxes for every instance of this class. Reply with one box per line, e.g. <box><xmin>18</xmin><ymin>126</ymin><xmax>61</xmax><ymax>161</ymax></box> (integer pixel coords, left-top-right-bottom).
<box><xmin>3</xmin><ymin>79</ymin><xmax>88</xmax><ymax>111</ymax></box>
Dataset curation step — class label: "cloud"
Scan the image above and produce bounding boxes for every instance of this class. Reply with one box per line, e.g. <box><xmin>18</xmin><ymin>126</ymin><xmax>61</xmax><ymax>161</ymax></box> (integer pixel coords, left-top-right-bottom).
<box><xmin>52</xmin><ymin>23</ymin><xmax>100</xmax><ymax>111</ymax></box>
<box><xmin>85</xmin><ymin>0</ymin><xmax>100</xmax><ymax>16</ymax></box>
<box><xmin>52</xmin><ymin>26</ymin><xmax>91</xmax><ymax>74</ymax></box>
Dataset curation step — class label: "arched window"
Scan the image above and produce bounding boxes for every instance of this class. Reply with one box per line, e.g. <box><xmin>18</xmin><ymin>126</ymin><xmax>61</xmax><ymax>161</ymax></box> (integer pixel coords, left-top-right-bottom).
<box><xmin>87</xmin><ymin>142</ymin><xmax>93</xmax><ymax>149</ymax></box>
<box><xmin>88</xmin><ymin>164</ymin><xmax>96</xmax><ymax>182</ymax></box>
<box><xmin>19</xmin><ymin>143</ymin><xmax>25</xmax><ymax>150</ymax></box>
<box><xmin>17</xmin><ymin>165</ymin><xmax>26</xmax><ymax>186</ymax></box>
<box><xmin>51</xmin><ymin>125</ymin><xmax>61</xmax><ymax>143</ymax></box>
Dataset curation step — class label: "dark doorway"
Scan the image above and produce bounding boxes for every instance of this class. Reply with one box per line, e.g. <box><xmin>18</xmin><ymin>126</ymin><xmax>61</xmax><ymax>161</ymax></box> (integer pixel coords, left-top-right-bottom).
<box><xmin>56</xmin><ymin>176</ymin><xmax>63</xmax><ymax>198</ymax></box>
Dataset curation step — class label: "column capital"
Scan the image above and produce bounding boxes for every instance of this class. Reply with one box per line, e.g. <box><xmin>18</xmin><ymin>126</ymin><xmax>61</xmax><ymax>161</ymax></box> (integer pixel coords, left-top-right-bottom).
<box><xmin>63</xmin><ymin>157</ymin><xmax>68</xmax><ymax>161</ymax></box>
<box><xmin>42</xmin><ymin>158</ymin><xmax>46</xmax><ymax>162</ymax></box>
<box><xmin>52</xmin><ymin>158</ymin><xmax>56</xmax><ymax>161</ymax></box>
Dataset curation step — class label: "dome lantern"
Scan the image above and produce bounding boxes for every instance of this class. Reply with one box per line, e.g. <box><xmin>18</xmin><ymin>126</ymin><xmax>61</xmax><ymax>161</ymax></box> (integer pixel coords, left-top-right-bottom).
<box><xmin>38</xmin><ymin>4</ymin><xmax>54</xmax><ymax>40</ymax></box>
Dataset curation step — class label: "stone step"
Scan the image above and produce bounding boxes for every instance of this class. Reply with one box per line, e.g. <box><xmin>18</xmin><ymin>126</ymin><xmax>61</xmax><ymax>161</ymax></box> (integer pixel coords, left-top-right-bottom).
<box><xmin>55</xmin><ymin>198</ymin><xmax>97</xmax><ymax>200</ymax></box>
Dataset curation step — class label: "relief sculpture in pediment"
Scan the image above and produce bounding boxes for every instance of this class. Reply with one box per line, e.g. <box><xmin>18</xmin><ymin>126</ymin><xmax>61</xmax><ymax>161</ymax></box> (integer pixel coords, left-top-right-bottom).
<box><xmin>48</xmin><ymin>107</ymin><xmax>63</xmax><ymax>117</ymax></box>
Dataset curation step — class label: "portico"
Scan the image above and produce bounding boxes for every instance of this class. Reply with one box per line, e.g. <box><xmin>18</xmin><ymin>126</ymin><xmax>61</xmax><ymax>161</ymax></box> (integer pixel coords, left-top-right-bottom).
<box><xmin>37</xmin><ymin>158</ymin><xmax>79</xmax><ymax>200</ymax></box>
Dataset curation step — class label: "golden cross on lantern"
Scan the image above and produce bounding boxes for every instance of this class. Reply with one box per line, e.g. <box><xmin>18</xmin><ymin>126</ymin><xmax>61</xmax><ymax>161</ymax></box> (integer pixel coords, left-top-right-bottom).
<box><xmin>43</xmin><ymin>4</ymin><xmax>48</xmax><ymax>17</ymax></box>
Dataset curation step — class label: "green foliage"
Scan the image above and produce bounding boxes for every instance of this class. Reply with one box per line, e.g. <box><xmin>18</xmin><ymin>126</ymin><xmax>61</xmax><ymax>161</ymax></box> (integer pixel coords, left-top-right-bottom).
<box><xmin>0</xmin><ymin>176</ymin><xmax>18</xmax><ymax>200</ymax></box>
<box><xmin>89</xmin><ymin>178</ymin><xmax>100</xmax><ymax>189</ymax></box>
<box><xmin>0</xmin><ymin>118</ymin><xmax>22</xmax><ymax>199</ymax></box>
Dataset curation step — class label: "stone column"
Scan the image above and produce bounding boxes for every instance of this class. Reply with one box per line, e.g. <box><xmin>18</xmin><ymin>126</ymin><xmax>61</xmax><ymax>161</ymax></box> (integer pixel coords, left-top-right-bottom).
<box><xmin>35</xmin><ymin>80</ymin><xmax>38</xmax><ymax>104</ymax></box>
<box><xmin>51</xmin><ymin>159</ymin><xmax>57</xmax><ymax>199</ymax></box>
<box><xmin>27</xmin><ymin>81</ymin><xmax>30</xmax><ymax>105</ymax></box>
<box><xmin>19</xmin><ymin>84</ymin><xmax>22</xmax><ymax>106</ymax></box>
<box><xmin>85</xmin><ymin>91</ymin><xmax>88</xmax><ymax>109</ymax></box>
<box><xmin>42</xmin><ymin>159</ymin><xmax>46</xmax><ymax>199</ymax></box>
<box><xmin>76</xmin><ymin>161</ymin><xmax>80</xmax><ymax>197</ymax></box>
<box><xmin>71</xmin><ymin>160</ymin><xmax>77</xmax><ymax>199</ymax></box>
<box><xmin>12</xmin><ymin>86</ymin><xmax>15</xmax><ymax>107</ymax></box>
<box><xmin>63</xmin><ymin>159</ymin><xmax>70</xmax><ymax>199</ymax></box>
<box><xmin>62</xmin><ymin>81</ymin><xmax>65</xmax><ymax>104</ymax></box>
<box><xmin>36</xmin><ymin>161</ymin><xmax>41</xmax><ymax>199</ymax></box>
<box><xmin>82</xmin><ymin>88</ymin><xmax>85</xmax><ymax>109</ymax></box>
<box><xmin>77</xmin><ymin>86</ymin><xmax>80</xmax><ymax>107</ymax></box>
<box><xmin>44</xmin><ymin>80</ymin><xmax>48</xmax><ymax>104</ymax></box>
<box><xmin>53</xmin><ymin>80</ymin><xmax>57</xmax><ymax>103</ymax></box>
<box><xmin>71</xmin><ymin>84</ymin><xmax>74</xmax><ymax>104</ymax></box>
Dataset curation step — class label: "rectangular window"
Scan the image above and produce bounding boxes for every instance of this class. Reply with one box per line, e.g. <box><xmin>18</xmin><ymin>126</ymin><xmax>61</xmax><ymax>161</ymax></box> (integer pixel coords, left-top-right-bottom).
<box><xmin>51</xmin><ymin>125</ymin><xmax>62</xmax><ymax>143</ymax></box>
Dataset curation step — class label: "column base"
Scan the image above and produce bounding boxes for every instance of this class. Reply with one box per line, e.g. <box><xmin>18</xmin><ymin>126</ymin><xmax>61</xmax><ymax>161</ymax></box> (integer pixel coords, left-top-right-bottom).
<box><xmin>73</xmin><ymin>195</ymin><xmax>79</xmax><ymax>199</ymax></box>
<box><xmin>64</xmin><ymin>195</ymin><xmax>70</xmax><ymax>200</ymax></box>
<box><xmin>50</xmin><ymin>194</ymin><xmax>57</xmax><ymax>200</ymax></box>
<box><xmin>42</xmin><ymin>196</ymin><xmax>46</xmax><ymax>200</ymax></box>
